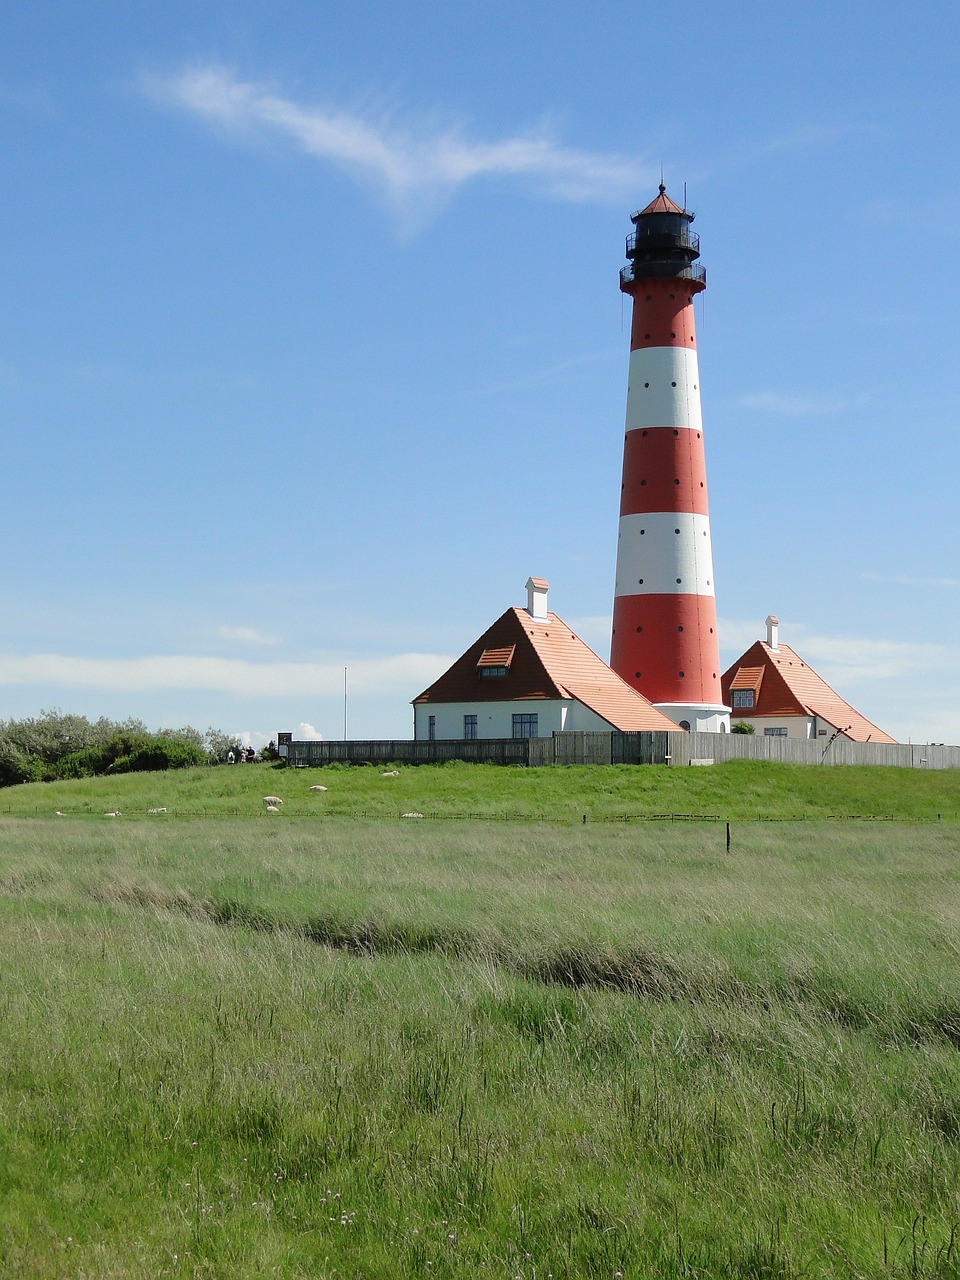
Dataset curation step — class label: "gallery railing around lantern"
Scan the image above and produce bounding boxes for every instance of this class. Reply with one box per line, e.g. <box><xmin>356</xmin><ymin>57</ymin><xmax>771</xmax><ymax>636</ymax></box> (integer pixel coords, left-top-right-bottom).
<box><xmin>620</xmin><ymin>260</ymin><xmax>707</xmax><ymax>287</ymax></box>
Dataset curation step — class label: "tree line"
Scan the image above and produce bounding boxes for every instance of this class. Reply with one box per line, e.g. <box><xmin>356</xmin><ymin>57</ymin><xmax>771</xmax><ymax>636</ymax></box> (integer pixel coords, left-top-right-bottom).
<box><xmin>0</xmin><ymin>711</ymin><xmax>276</xmax><ymax>787</ymax></box>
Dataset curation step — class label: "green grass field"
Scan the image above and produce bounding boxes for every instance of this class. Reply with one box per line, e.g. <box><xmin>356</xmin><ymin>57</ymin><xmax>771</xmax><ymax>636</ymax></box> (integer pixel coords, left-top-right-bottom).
<box><xmin>2</xmin><ymin>761</ymin><xmax>960</xmax><ymax>1277</ymax></box>
<box><xmin>2</xmin><ymin>756</ymin><xmax>959</xmax><ymax>821</ymax></box>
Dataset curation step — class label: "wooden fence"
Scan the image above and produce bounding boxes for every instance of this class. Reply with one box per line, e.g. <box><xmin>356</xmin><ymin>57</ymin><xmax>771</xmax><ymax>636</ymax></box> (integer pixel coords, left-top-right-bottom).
<box><xmin>283</xmin><ymin>732</ymin><xmax>960</xmax><ymax>770</ymax></box>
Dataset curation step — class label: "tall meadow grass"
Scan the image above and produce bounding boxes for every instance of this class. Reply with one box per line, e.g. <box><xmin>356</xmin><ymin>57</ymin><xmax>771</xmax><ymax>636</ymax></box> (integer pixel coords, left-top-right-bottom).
<box><xmin>1</xmin><ymin>787</ymin><xmax>960</xmax><ymax>1274</ymax></box>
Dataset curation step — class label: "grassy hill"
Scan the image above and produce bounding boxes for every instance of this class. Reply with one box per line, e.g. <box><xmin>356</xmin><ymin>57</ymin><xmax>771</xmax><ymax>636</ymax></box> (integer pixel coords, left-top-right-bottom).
<box><xmin>2</xmin><ymin>755</ymin><xmax>959</xmax><ymax>821</ymax></box>
<box><xmin>1</xmin><ymin>762</ymin><xmax>960</xmax><ymax>1276</ymax></box>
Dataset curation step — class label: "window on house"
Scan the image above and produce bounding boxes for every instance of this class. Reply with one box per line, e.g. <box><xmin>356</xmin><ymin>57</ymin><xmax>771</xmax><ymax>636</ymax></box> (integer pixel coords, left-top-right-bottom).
<box><xmin>477</xmin><ymin>646</ymin><xmax>514</xmax><ymax>679</ymax></box>
<box><xmin>512</xmin><ymin>713</ymin><xmax>538</xmax><ymax>739</ymax></box>
<box><xmin>763</xmin><ymin>726</ymin><xmax>787</xmax><ymax>737</ymax></box>
<box><xmin>732</xmin><ymin>689</ymin><xmax>755</xmax><ymax>709</ymax></box>
<box><xmin>463</xmin><ymin>714</ymin><xmax>477</xmax><ymax>740</ymax></box>
<box><xmin>428</xmin><ymin>715</ymin><xmax>436</xmax><ymax>741</ymax></box>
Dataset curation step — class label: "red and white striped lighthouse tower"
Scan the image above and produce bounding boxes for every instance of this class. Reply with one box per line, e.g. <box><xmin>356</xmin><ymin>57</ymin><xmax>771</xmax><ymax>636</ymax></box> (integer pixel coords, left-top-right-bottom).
<box><xmin>610</xmin><ymin>185</ymin><xmax>729</xmax><ymax>732</ymax></box>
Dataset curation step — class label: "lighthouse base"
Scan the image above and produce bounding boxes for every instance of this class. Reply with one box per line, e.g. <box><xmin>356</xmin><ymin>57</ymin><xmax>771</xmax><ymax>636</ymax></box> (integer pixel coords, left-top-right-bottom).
<box><xmin>654</xmin><ymin>702</ymin><xmax>731</xmax><ymax>734</ymax></box>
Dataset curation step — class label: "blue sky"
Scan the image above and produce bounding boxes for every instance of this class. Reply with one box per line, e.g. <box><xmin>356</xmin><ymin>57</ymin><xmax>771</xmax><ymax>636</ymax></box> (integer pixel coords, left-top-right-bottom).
<box><xmin>1</xmin><ymin>0</ymin><xmax>958</xmax><ymax>746</ymax></box>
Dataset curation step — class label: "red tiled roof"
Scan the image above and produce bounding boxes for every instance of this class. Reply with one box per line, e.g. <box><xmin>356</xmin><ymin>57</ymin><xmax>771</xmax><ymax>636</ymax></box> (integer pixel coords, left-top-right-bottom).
<box><xmin>414</xmin><ymin>608</ymin><xmax>679</xmax><ymax>732</ymax></box>
<box><xmin>721</xmin><ymin>640</ymin><xmax>896</xmax><ymax>743</ymax></box>
<box><xmin>477</xmin><ymin>646</ymin><xmax>515</xmax><ymax>668</ymax></box>
<box><xmin>730</xmin><ymin>665</ymin><xmax>764</xmax><ymax>694</ymax></box>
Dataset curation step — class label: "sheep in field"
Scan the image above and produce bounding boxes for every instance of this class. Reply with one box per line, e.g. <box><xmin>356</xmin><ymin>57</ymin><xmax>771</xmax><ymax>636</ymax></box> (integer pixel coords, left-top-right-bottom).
<box><xmin>262</xmin><ymin>796</ymin><xmax>284</xmax><ymax>807</ymax></box>
<box><xmin>265</xmin><ymin>804</ymin><xmax>281</xmax><ymax>814</ymax></box>
<box><xmin>104</xmin><ymin>811</ymin><xmax>122</xmax><ymax>818</ymax></box>
<box><xmin>381</xmin><ymin>770</ymin><xmax>400</xmax><ymax>778</ymax></box>
<box><xmin>309</xmin><ymin>785</ymin><xmax>328</xmax><ymax>792</ymax></box>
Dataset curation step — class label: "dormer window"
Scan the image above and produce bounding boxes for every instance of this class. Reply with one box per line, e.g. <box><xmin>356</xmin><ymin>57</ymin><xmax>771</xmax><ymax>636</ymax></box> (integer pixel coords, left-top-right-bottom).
<box><xmin>730</xmin><ymin>666</ymin><xmax>763</xmax><ymax>710</ymax></box>
<box><xmin>477</xmin><ymin>645</ymin><xmax>515</xmax><ymax>679</ymax></box>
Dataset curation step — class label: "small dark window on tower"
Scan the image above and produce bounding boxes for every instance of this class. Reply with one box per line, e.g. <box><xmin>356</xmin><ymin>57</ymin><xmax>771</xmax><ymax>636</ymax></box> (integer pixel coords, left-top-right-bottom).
<box><xmin>671</xmin><ymin>381</ymin><xmax>677</xmax><ymax>387</ymax></box>
<box><xmin>677</xmin><ymin>625</ymin><xmax>683</xmax><ymax>632</ymax></box>
<box><xmin>679</xmin><ymin>720</ymin><xmax>691</xmax><ymax>731</ymax></box>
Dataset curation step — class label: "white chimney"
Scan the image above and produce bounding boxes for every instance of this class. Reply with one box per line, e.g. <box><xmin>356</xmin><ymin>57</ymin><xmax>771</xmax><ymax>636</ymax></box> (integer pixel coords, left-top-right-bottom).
<box><xmin>526</xmin><ymin>576</ymin><xmax>549</xmax><ymax>621</ymax></box>
<box><xmin>765</xmin><ymin>614</ymin><xmax>779</xmax><ymax>650</ymax></box>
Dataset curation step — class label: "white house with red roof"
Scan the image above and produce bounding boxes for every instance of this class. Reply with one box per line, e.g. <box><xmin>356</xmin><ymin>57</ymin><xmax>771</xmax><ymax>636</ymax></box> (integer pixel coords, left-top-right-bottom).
<box><xmin>413</xmin><ymin>578</ymin><xmax>679</xmax><ymax>741</ymax></box>
<box><xmin>721</xmin><ymin>616</ymin><xmax>896</xmax><ymax>743</ymax></box>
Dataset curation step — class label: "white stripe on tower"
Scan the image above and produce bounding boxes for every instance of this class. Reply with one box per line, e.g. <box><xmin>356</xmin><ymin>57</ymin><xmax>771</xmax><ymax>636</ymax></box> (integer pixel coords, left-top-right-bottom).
<box><xmin>609</xmin><ymin>185</ymin><xmax>728</xmax><ymax>731</ymax></box>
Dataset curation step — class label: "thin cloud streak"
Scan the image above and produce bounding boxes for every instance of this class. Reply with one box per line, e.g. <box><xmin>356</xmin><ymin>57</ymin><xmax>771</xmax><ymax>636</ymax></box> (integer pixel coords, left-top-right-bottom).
<box><xmin>741</xmin><ymin>391</ymin><xmax>847</xmax><ymax>415</ymax></box>
<box><xmin>0</xmin><ymin>651</ymin><xmax>452</xmax><ymax>698</ymax></box>
<box><xmin>721</xmin><ymin>617</ymin><xmax>959</xmax><ymax>684</ymax></box>
<box><xmin>217</xmin><ymin>625</ymin><xmax>281</xmax><ymax>646</ymax></box>
<box><xmin>145</xmin><ymin>65</ymin><xmax>646</xmax><ymax>223</ymax></box>
<box><xmin>796</xmin><ymin>633</ymin><xmax>959</xmax><ymax>683</ymax></box>
<box><xmin>863</xmin><ymin>572</ymin><xmax>960</xmax><ymax>590</ymax></box>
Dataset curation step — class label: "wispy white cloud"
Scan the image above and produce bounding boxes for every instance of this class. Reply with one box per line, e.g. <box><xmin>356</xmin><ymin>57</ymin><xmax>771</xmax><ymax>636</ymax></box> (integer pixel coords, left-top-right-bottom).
<box><xmin>795</xmin><ymin>632</ymin><xmax>957</xmax><ymax>683</ymax></box>
<box><xmin>0</xmin><ymin>651</ymin><xmax>451</xmax><ymax>698</ymax></box>
<box><xmin>740</xmin><ymin>391</ymin><xmax>847</xmax><ymax>415</ymax></box>
<box><xmin>217</xmin><ymin>625</ymin><xmax>281</xmax><ymax>646</ymax></box>
<box><xmin>144</xmin><ymin>65</ymin><xmax>645</xmax><ymax>225</ymax></box>
<box><xmin>863</xmin><ymin>572</ymin><xmax>960</xmax><ymax>591</ymax></box>
<box><xmin>720</xmin><ymin>616</ymin><xmax>959</xmax><ymax>684</ymax></box>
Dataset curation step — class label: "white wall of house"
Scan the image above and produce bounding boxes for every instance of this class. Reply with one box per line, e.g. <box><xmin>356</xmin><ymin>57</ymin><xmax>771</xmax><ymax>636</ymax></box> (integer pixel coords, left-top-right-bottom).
<box><xmin>731</xmin><ymin>714</ymin><xmax>817</xmax><ymax>740</ymax></box>
<box><xmin>413</xmin><ymin>698</ymin><xmax>615</xmax><ymax>740</ymax></box>
<box><xmin>561</xmin><ymin>700</ymin><xmax>622</xmax><ymax>732</ymax></box>
<box><xmin>655</xmin><ymin>702</ymin><xmax>731</xmax><ymax>733</ymax></box>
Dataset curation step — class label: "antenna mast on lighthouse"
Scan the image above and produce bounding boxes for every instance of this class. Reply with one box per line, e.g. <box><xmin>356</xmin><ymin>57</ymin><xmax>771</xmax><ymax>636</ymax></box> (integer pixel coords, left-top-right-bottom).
<box><xmin>609</xmin><ymin>185</ymin><xmax>730</xmax><ymax>733</ymax></box>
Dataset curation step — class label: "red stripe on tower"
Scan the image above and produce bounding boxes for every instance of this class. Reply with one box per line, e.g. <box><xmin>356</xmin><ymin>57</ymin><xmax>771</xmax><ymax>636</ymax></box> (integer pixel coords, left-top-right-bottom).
<box><xmin>610</xmin><ymin>185</ymin><xmax>730</xmax><ymax>733</ymax></box>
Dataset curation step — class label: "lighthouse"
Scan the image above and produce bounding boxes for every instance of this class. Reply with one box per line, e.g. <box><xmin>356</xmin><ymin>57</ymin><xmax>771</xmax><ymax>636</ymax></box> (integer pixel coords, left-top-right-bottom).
<box><xmin>610</xmin><ymin>185</ymin><xmax>729</xmax><ymax>733</ymax></box>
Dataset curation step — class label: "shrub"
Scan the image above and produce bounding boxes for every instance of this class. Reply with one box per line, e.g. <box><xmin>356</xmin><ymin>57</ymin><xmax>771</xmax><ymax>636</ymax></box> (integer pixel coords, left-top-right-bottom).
<box><xmin>0</xmin><ymin>740</ymin><xmax>41</xmax><ymax>786</ymax></box>
<box><xmin>108</xmin><ymin>737</ymin><xmax>207</xmax><ymax>774</ymax></box>
<box><xmin>203</xmin><ymin>728</ymin><xmax>244</xmax><ymax>764</ymax></box>
<box><xmin>0</xmin><ymin>713</ymin><xmax>233</xmax><ymax>786</ymax></box>
<box><xmin>731</xmin><ymin>721</ymin><xmax>756</xmax><ymax>735</ymax></box>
